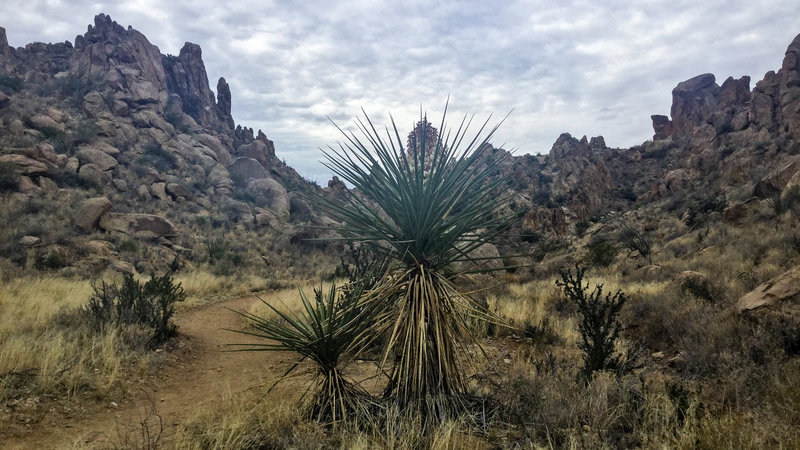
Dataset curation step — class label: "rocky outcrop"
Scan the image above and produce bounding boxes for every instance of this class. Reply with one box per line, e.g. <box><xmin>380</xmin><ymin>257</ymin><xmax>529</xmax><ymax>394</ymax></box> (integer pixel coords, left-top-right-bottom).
<box><xmin>74</xmin><ymin>197</ymin><xmax>112</xmax><ymax>232</ymax></box>
<box><xmin>99</xmin><ymin>212</ymin><xmax>177</xmax><ymax>239</ymax></box>
<box><xmin>737</xmin><ymin>265</ymin><xmax>800</xmax><ymax>312</ymax></box>
<box><xmin>228</xmin><ymin>157</ymin><xmax>269</xmax><ymax>181</ymax></box>
<box><xmin>163</xmin><ymin>43</ymin><xmax>234</xmax><ymax>132</ymax></box>
<box><xmin>246</xmin><ymin>177</ymin><xmax>290</xmax><ymax>221</ymax></box>
<box><xmin>546</xmin><ymin>133</ymin><xmax>613</xmax><ymax>220</ymax></box>
<box><xmin>76</xmin><ymin>146</ymin><xmax>118</xmax><ymax>171</ymax></box>
<box><xmin>72</xmin><ymin>14</ymin><xmax>168</xmax><ymax>108</ymax></box>
<box><xmin>0</xmin><ymin>154</ymin><xmax>48</xmax><ymax>174</ymax></box>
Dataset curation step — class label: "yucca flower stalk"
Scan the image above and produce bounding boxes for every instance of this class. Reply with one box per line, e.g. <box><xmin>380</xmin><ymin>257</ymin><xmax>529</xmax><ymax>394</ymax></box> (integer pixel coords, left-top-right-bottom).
<box><xmin>228</xmin><ymin>285</ymin><xmax>376</xmax><ymax>424</ymax></box>
<box><xmin>311</xmin><ymin>104</ymin><xmax>514</xmax><ymax>422</ymax></box>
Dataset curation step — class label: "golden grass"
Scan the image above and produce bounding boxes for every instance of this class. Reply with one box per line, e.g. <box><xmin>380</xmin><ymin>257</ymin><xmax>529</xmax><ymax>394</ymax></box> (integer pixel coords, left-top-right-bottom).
<box><xmin>167</xmin><ymin>386</ymin><xmax>491</xmax><ymax>450</ymax></box>
<box><xmin>244</xmin><ymin>281</ymin><xmax>340</xmax><ymax>319</ymax></box>
<box><xmin>0</xmin><ymin>276</ymin><xmax>138</xmax><ymax>408</ymax></box>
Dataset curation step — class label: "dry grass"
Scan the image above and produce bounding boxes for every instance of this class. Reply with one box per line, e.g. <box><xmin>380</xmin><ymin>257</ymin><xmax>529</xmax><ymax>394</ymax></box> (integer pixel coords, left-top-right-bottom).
<box><xmin>174</xmin><ymin>269</ymin><xmax>289</xmax><ymax>307</ymax></box>
<box><xmin>169</xmin><ymin>387</ymin><xmax>490</xmax><ymax>450</ymax></box>
<box><xmin>0</xmin><ymin>275</ymin><xmax>150</xmax><ymax>418</ymax></box>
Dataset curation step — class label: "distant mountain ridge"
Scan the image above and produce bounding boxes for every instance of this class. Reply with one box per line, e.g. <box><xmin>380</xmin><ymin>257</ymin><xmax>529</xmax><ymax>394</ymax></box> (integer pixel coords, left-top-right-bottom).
<box><xmin>0</xmin><ymin>13</ymin><xmax>798</xmax><ymax>276</ymax></box>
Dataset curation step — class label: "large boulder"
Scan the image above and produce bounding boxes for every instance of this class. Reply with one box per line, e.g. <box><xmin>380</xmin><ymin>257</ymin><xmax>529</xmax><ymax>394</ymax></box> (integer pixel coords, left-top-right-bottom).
<box><xmin>670</xmin><ymin>73</ymin><xmax>719</xmax><ymax>137</ymax></box>
<box><xmin>78</xmin><ymin>163</ymin><xmax>110</xmax><ymax>185</ymax></box>
<box><xmin>246</xmin><ymin>177</ymin><xmax>290</xmax><ymax>221</ymax></box>
<box><xmin>0</xmin><ymin>154</ymin><xmax>47</xmax><ymax>174</ymax></box>
<box><xmin>228</xmin><ymin>157</ymin><xmax>268</xmax><ymax>181</ymax></box>
<box><xmin>76</xmin><ymin>147</ymin><xmax>118</xmax><ymax>171</ymax></box>
<box><xmin>737</xmin><ymin>266</ymin><xmax>800</xmax><ymax>312</ymax></box>
<box><xmin>29</xmin><ymin>113</ymin><xmax>64</xmax><ymax>131</ymax></box>
<box><xmin>99</xmin><ymin>213</ymin><xmax>177</xmax><ymax>239</ymax></box>
<box><xmin>195</xmin><ymin>133</ymin><xmax>232</xmax><ymax>166</ymax></box>
<box><xmin>74</xmin><ymin>197</ymin><xmax>112</xmax><ymax>232</ymax></box>
<box><xmin>83</xmin><ymin>91</ymin><xmax>107</xmax><ymax>117</ymax></box>
<box><xmin>236</xmin><ymin>138</ymin><xmax>275</xmax><ymax>168</ymax></box>
<box><xmin>166</xmin><ymin>182</ymin><xmax>191</xmax><ymax>200</ymax></box>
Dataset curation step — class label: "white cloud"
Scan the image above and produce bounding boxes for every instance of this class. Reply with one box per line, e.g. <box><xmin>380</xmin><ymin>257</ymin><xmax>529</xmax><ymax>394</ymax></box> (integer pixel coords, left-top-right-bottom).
<box><xmin>2</xmin><ymin>0</ymin><xmax>799</xmax><ymax>179</ymax></box>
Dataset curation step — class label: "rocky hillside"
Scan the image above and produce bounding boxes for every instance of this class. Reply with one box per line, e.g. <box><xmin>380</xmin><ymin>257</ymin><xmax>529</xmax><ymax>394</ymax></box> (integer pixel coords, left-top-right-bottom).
<box><xmin>1</xmin><ymin>13</ymin><xmax>799</xmax><ymax>279</ymax></box>
<box><xmin>491</xmin><ymin>31</ymin><xmax>800</xmax><ymax>237</ymax></box>
<box><xmin>0</xmin><ymin>14</ymin><xmax>337</xmax><ymax>279</ymax></box>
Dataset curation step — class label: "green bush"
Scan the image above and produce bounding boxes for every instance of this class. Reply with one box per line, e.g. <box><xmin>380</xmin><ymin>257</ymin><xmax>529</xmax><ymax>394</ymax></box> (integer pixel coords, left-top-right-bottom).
<box><xmin>138</xmin><ymin>142</ymin><xmax>177</xmax><ymax>172</ymax></box>
<box><xmin>557</xmin><ymin>265</ymin><xmax>628</xmax><ymax>380</ymax></box>
<box><xmin>0</xmin><ymin>161</ymin><xmax>20</xmax><ymax>191</ymax></box>
<box><xmin>34</xmin><ymin>249</ymin><xmax>66</xmax><ymax>270</ymax></box>
<box><xmin>686</xmin><ymin>194</ymin><xmax>726</xmax><ymax>227</ymax></box>
<box><xmin>118</xmin><ymin>239</ymin><xmax>139</xmax><ymax>253</ymax></box>
<box><xmin>586</xmin><ymin>240</ymin><xmax>618</xmax><ymax>267</ymax></box>
<box><xmin>574</xmin><ymin>220</ymin><xmax>590</xmax><ymax>237</ymax></box>
<box><xmin>83</xmin><ymin>272</ymin><xmax>186</xmax><ymax>344</ymax></box>
<box><xmin>0</xmin><ymin>74</ymin><xmax>24</xmax><ymax>93</ymax></box>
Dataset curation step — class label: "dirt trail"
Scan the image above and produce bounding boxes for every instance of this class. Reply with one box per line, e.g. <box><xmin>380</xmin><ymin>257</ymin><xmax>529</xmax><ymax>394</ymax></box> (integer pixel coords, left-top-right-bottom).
<box><xmin>6</xmin><ymin>295</ymin><xmax>287</xmax><ymax>449</ymax></box>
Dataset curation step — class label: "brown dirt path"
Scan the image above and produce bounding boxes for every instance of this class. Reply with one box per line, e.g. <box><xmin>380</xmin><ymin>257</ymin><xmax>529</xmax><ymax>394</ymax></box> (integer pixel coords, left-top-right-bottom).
<box><xmin>4</xmin><ymin>295</ymin><xmax>288</xmax><ymax>449</ymax></box>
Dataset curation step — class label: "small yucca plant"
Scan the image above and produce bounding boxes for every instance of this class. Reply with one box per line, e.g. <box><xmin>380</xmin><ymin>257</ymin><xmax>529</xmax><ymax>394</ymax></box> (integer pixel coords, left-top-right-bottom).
<box><xmin>229</xmin><ymin>285</ymin><xmax>376</xmax><ymax>424</ymax></box>
<box><xmin>312</xmin><ymin>104</ymin><xmax>514</xmax><ymax>422</ymax></box>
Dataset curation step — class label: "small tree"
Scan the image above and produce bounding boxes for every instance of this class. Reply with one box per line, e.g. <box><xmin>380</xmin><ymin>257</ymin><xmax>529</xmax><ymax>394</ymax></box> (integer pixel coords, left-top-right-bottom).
<box><xmin>609</xmin><ymin>215</ymin><xmax>652</xmax><ymax>264</ymax></box>
<box><xmin>556</xmin><ymin>265</ymin><xmax>627</xmax><ymax>380</ymax></box>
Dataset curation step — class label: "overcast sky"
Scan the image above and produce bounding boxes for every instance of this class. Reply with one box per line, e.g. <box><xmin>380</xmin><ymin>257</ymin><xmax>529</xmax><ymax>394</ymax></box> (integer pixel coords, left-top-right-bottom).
<box><xmin>2</xmin><ymin>1</ymin><xmax>799</xmax><ymax>182</ymax></box>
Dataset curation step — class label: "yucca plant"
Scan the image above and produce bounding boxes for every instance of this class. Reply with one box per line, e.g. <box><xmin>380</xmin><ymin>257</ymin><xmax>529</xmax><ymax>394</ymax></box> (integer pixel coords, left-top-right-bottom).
<box><xmin>229</xmin><ymin>285</ymin><xmax>376</xmax><ymax>424</ymax></box>
<box><xmin>311</xmin><ymin>105</ymin><xmax>514</xmax><ymax>422</ymax></box>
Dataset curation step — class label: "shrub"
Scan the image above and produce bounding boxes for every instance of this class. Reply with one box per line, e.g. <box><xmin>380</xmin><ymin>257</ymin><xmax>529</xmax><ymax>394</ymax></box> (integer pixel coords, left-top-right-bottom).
<box><xmin>609</xmin><ymin>215</ymin><xmax>652</xmax><ymax>264</ymax></box>
<box><xmin>231</xmin><ymin>284</ymin><xmax>376</xmax><ymax>424</ymax></box>
<box><xmin>0</xmin><ymin>161</ymin><xmax>20</xmax><ymax>191</ymax></box>
<box><xmin>34</xmin><ymin>249</ymin><xmax>66</xmax><ymax>270</ymax></box>
<box><xmin>586</xmin><ymin>240</ymin><xmax>618</xmax><ymax>267</ymax></box>
<box><xmin>557</xmin><ymin>265</ymin><xmax>628</xmax><ymax>380</ymax></box>
<box><xmin>0</xmin><ymin>74</ymin><xmax>24</xmax><ymax>92</ymax></box>
<box><xmin>574</xmin><ymin>220</ymin><xmax>590</xmax><ymax>237</ymax></box>
<box><xmin>83</xmin><ymin>272</ymin><xmax>186</xmax><ymax>344</ymax></box>
<box><xmin>139</xmin><ymin>141</ymin><xmax>176</xmax><ymax>172</ymax></box>
<box><xmin>118</xmin><ymin>239</ymin><xmax>139</xmax><ymax>253</ymax></box>
<box><xmin>686</xmin><ymin>193</ymin><xmax>726</xmax><ymax>227</ymax></box>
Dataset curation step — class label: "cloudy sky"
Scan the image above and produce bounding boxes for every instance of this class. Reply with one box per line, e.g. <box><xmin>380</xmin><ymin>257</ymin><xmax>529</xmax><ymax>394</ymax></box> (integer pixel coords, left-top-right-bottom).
<box><xmin>2</xmin><ymin>1</ymin><xmax>799</xmax><ymax>182</ymax></box>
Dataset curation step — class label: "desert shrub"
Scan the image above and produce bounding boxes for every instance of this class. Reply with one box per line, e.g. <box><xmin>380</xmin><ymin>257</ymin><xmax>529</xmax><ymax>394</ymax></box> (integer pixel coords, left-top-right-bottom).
<box><xmin>531</xmin><ymin>191</ymin><xmax>554</xmax><ymax>207</ymax></box>
<box><xmin>574</xmin><ymin>220</ymin><xmax>590</xmax><ymax>237</ymax></box>
<box><xmin>55</xmin><ymin>75</ymin><xmax>100</xmax><ymax>107</ymax></box>
<box><xmin>309</xmin><ymin>110</ymin><xmax>513</xmax><ymax>423</ymax></box>
<box><xmin>557</xmin><ymin>265</ymin><xmax>628</xmax><ymax>379</ymax></box>
<box><xmin>118</xmin><ymin>239</ymin><xmax>139</xmax><ymax>253</ymax></box>
<box><xmin>586</xmin><ymin>240</ymin><xmax>618</xmax><ymax>267</ymax></box>
<box><xmin>686</xmin><ymin>193</ymin><xmax>727</xmax><ymax>227</ymax></box>
<box><xmin>231</xmin><ymin>284</ymin><xmax>377</xmax><ymax>424</ymax></box>
<box><xmin>138</xmin><ymin>141</ymin><xmax>176</xmax><ymax>172</ymax></box>
<box><xmin>523</xmin><ymin>318</ymin><xmax>560</xmax><ymax>346</ymax></box>
<box><xmin>83</xmin><ymin>272</ymin><xmax>186</xmax><ymax>344</ymax></box>
<box><xmin>680</xmin><ymin>276</ymin><xmax>714</xmax><ymax>302</ymax></box>
<box><xmin>34</xmin><ymin>249</ymin><xmax>66</xmax><ymax>270</ymax></box>
<box><xmin>0</xmin><ymin>161</ymin><xmax>20</xmax><ymax>191</ymax></box>
<box><xmin>0</xmin><ymin>74</ymin><xmax>24</xmax><ymax>92</ymax></box>
<box><xmin>73</xmin><ymin>119</ymin><xmax>99</xmax><ymax>146</ymax></box>
<box><xmin>609</xmin><ymin>215</ymin><xmax>652</xmax><ymax>264</ymax></box>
